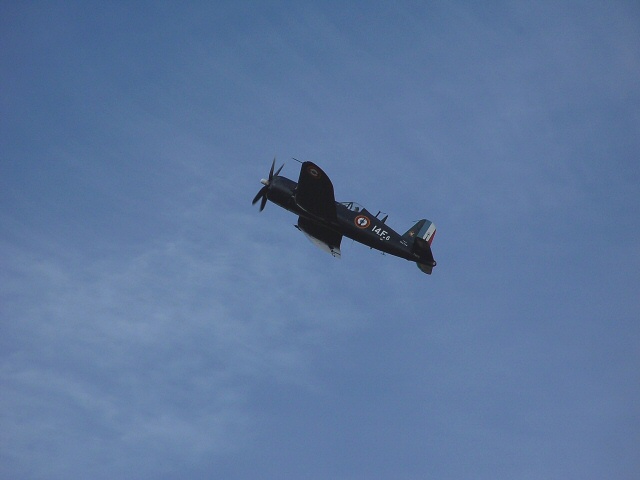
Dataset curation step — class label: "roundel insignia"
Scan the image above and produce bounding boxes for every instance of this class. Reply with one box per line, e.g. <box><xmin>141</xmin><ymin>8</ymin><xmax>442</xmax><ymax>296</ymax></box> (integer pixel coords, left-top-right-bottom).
<box><xmin>307</xmin><ymin>165</ymin><xmax>321</xmax><ymax>179</ymax></box>
<box><xmin>354</xmin><ymin>215</ymin><xmax>371</xmax><ymax>229</ymax></box>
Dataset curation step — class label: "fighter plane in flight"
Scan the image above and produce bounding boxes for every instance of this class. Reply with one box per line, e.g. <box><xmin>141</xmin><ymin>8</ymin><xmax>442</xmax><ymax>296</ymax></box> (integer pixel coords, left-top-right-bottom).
<box><xmin>252</xmin><ymin>159</ymin><xmax>436</xmax><ymax>274</ymax></box>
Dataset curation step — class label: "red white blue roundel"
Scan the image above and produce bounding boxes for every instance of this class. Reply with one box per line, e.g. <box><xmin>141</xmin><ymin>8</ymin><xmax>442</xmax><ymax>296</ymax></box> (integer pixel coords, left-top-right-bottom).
<box><xmin>354</xmin><ymin>215</ymin><xmax>370</xmax><ymax>228</ymax></box>
<box><xmin>307</xmin><ymin>165</ymin><xmax>321</xmax><ymax>178</ymax></box>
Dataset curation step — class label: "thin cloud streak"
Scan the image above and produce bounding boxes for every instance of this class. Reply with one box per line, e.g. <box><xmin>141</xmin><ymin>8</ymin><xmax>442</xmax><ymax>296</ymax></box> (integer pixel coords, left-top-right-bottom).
<box><xmin>1</xmin><ymin>223</ymin><xmax>363</xmax><ymax>478</ymax></box>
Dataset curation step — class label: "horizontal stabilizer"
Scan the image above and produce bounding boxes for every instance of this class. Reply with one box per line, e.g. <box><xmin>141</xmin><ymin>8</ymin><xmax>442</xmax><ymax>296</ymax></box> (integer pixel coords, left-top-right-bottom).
<box><xmin>413</xmin><ymin>236</ymin><xmax>436</xmax><ymax>265</ymax></box>
<box><xmin>417</xmin><ymin>262</ymin><xmax>435</xmax><ymax>275</ymax></box>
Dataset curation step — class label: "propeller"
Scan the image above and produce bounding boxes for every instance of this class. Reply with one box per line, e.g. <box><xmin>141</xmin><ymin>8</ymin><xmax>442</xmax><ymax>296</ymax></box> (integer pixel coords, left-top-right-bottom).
<box><xmin>252</xmin><ymin>158</ymin><xmax>284</xmax><ymax>211</ymax></box>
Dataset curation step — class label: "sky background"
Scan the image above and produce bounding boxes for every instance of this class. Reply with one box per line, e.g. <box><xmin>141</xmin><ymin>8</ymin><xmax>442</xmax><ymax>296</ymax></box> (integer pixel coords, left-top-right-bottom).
<box><xmin>1</xmin><ymin>1</ymin><xmax>639</xmax><ymax>479</ymax></box>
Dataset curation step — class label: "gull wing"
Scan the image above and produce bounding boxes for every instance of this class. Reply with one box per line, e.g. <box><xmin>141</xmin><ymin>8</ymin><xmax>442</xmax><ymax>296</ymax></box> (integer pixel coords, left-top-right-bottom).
<box><xmin>296</xmin><ymin>217</ymin><xmax>342</xmax><ymax>258</ymax></box>
<box><xmin>295</xmin><ymin>161</ymin><xmax>337</xmax><ymax>220</ymax></box>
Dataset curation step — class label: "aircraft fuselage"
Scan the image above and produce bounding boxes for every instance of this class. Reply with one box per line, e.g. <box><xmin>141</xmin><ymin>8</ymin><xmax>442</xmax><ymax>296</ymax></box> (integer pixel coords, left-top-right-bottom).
<box><xmin>266</xmin><ymin>176</ymin><xmax>420</xmax><ymax>262</ymax></box>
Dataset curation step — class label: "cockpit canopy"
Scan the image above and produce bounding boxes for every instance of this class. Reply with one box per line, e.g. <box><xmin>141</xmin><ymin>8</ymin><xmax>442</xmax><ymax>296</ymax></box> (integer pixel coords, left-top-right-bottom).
<box><xmin>339</xmin><ymin>201</ymin><xmax>367</xmax><ymax>213</ymax></box>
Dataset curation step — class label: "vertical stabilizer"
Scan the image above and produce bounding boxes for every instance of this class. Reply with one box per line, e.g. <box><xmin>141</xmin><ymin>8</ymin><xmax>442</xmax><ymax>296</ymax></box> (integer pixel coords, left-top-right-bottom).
<box><xmin>403</xmin><ymin>219</ymin><xmax>437</xmax><ymax>274</ymax></box>
<box><xmin>402</xmin><ymin>219</ymin><xmax>437</xmax><ymax>245</ymax></box>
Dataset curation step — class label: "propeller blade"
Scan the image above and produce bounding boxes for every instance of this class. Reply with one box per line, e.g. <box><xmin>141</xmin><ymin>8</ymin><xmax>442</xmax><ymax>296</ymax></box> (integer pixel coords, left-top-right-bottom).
<box><xmin>253</xmin><ymin>158</ymin><xmax>279</xmax><ymax>211</ymax></box>
<box><xmin>268</xmin><ymin>157</ymin><xmax>276</xmax><ymax>181</ymax></box>
<box><xmin>274</xmin><ymin>163</ymin><xmax>284</xmax><ymax>177</ymax></box>
<box><xmin>252</xmin><ymin>186</ymin><xmax>268</xmax><ymax>205</ymax></box>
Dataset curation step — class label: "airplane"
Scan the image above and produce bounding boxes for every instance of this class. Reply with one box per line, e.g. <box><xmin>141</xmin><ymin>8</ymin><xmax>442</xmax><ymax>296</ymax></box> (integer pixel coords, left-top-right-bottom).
<box><xmin>252</xmin><ymin>159</ymin><xmax>437</xmax><ymax>274</ymax></box>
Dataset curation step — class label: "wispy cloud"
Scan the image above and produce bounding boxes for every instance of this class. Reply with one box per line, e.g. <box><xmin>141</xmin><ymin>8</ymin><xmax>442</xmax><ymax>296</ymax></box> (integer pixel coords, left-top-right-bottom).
<box><xmin>1</xmin><ymin>216</ymin><xmax>363</xmax><ymax>478</ymax></box>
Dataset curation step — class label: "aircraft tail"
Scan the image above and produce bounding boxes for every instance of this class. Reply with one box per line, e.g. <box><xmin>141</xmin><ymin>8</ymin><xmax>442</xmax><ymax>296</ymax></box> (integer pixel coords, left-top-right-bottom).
<box><xmin>402</xmin><ymin>219</ymin><xmax>436</xmax><ymax>245</ymax></box>
<box><xmin>402</xmin><ymin>219</ymin><xmax>437</xmax><ymax>274</ymax></box>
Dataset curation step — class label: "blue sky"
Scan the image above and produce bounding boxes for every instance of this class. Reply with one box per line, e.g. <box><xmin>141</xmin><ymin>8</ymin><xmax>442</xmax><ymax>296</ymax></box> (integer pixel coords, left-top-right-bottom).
<box><xmin>2</xmin><ymin>1</ymin><xmax>639</xmax><ymax>479</ymax></box>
